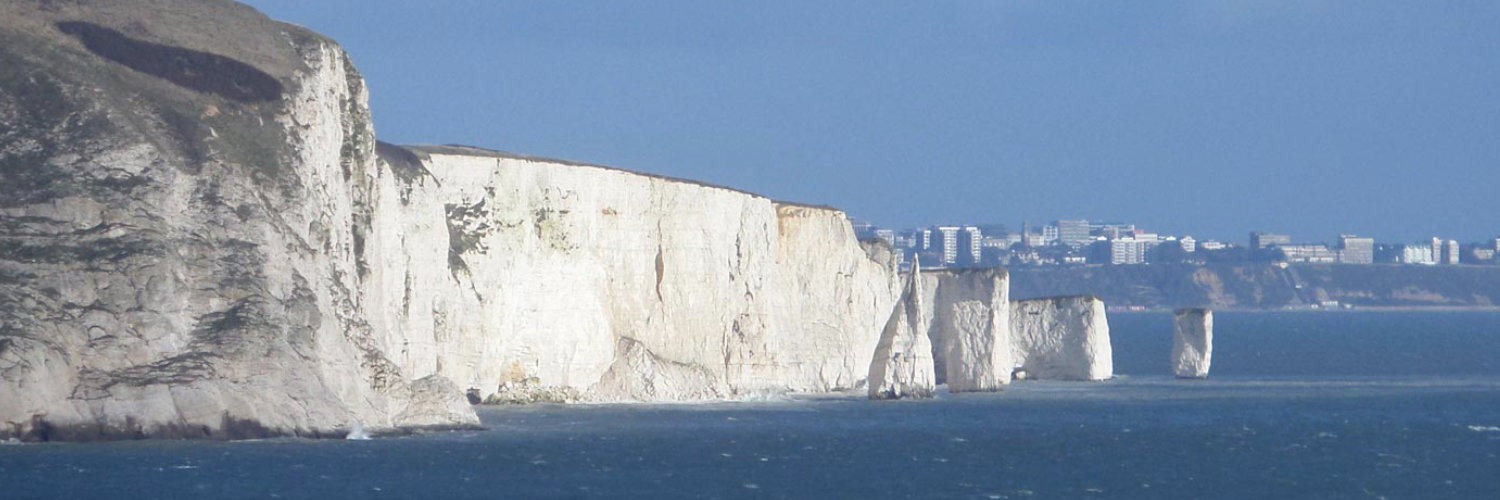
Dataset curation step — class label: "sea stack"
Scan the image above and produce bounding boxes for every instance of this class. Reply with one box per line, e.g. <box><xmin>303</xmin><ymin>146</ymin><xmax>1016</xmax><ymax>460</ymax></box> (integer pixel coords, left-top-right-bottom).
<box><xmin>1009</xmin><ymin>296</ymin><xmax>1113</xmax><ymax>381</ymax></box>
<box><xmin>868</xmin><ymin>258</ymin><xmax>937</xmax><ymax>400</ymax></box>
<box><xmin>1172</xmin><ymin>308</ymin><xmax>1213</xmax><ymax>378</ymax></box>
<box><xmin>922</xmin><ymin>268</ymin><xmax>1012</xmax><ymax>392</ymax></box>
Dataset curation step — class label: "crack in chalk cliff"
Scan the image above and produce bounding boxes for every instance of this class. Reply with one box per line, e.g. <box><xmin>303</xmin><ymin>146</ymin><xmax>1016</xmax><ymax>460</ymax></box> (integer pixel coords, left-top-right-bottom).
<box><xmin>401</xmin><ymin>266</ymin><xmax>414</xmax><ymax>316</ymax></box>
<box><xmin>654</xmin><ymin>219</ymin><xmax>665</xmax><ymax>303</ymax></box>
<box><xmin>730</xmin><ymin>233</ymin><xmax>743</xmax><ymax>282</ymax></box>
<box><xmin>654</xmin><ymin>246</ymin><xmax>665</xmax><ymax>303</ymax></box>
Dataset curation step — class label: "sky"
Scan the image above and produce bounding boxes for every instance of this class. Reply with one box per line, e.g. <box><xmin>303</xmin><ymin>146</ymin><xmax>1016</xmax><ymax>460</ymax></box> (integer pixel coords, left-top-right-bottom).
<box><xmin>240</xmin><ymin>1</ymin><xmax>1499</xmax><ymax>244</ymax></box>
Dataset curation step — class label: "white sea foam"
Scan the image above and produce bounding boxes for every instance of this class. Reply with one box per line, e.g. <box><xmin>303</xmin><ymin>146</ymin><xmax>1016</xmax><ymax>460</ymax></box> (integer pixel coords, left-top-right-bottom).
<box><xmin>1467</xmin><ymin>425</ymin><xmax>1500</xmax><ymax>432</ymax></box>
<box><xmin>728</xmin><ymin>390</ymin><xmax>795</xmax><ymax>403</ymax></box>
<box><xmin>346</xmin><ymin>421</ymin><xmax>371</xmax><ymax>440</ymax></box>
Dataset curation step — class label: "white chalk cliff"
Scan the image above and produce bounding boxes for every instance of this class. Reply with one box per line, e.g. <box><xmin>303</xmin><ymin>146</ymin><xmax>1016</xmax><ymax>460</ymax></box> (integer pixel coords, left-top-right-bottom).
<box><xmin>868</xmin><ymin>259</ymin><xmax>936</xmax><ymax>399</ymax></box>
<box><xmin>919</xmin><ymin>268</ymin><xmax>1012</xmax><ymax>393</ymax></box>
<box><xmin>0</xmin><ymin>0</ymin><xmax>1124</xmax><ymax>441</ymax></box>
<box><xmin>368</xmin><ymin>146</ymin><xmax>901</xmax><ymax>403</ymax></box>
<box><xmin>0</xmin><ymin>0</ymin><xmax>904</xmax><ymax>440</ymax></box>
<box><xmin>0</xmin><ymin>0</ymin><xmax>488</xmax><ymax>440</ymax></box>
<box><xmin>1010</xmin><ymin>296</ymin><xmax>1113</xmax><ymax>381</ymax></box>
<box><xmin>1172</xmin><ymin>308</ymin><xmax>1213</xmax><ymax>378</ymax></box>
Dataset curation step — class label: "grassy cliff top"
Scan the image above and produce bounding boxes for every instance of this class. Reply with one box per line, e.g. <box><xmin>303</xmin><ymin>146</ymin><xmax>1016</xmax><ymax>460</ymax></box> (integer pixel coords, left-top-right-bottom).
<box><xmin>0</xmin><ymin>0</ymin><xmax>323</xmax><ymax>84</ymax></box>
<box><xmin>0</xmin><ymin>0</ymin><xmax>355</xmax><ymax>186</ymax></box>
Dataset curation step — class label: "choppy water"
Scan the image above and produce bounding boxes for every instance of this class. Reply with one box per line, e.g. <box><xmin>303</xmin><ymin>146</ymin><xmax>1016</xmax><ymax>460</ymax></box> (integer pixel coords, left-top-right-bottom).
<box><xmin>4</xmin><ymin>311</ymin><xmax>1500</xmax><ymax>499</ymax></box>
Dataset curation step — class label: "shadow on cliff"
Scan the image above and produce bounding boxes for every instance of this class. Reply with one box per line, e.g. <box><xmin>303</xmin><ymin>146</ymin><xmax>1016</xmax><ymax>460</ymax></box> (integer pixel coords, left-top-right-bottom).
<box><xmin>55</xmin><ymin>21</ymin><xmax>283</xmax><ymax>103</ymax></box>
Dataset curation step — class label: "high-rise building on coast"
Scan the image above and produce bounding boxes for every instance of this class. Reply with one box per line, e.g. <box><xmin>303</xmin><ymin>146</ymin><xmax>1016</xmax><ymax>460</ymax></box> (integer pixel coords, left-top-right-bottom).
<box><xmin>959</xmin><ymin>226</ymin><xmax>982</xmax><ymax>265</ymax></box>
<box><xmin>1110</xmin><ymin>238</ymin><xmax>1143</xmax><ymax>265</ymax></box>
<box><xmin>934</xmin><ymin>226</ymin><xmax>961</xmax><ymax>266</ymax></box>
<box><xmin>1337</xmin><ymin>234</ymin><xmax>1374</xmax><ymax>264</ymax></box>
<box><xmin>1402</xmin><ymin>245</ymin><xmax>1436</xmax><ymax>265</ymax></box>
<box><xmin>1109</xmin><ymin>236</ymin><xmax>1161</xmax><ymax>265</ymax></box>
<box><xmin>1056</xmin><ymin>219</ymin><xmax>1092</xmax><ymax>248</ymax></box>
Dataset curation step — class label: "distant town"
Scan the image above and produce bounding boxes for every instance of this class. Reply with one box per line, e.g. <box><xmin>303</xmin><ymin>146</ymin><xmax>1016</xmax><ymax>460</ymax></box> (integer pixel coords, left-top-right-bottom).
<box><xmin>853</xmin><ymin>219</ymin><xmax>1500</xmax><ymax>271</ymax></box>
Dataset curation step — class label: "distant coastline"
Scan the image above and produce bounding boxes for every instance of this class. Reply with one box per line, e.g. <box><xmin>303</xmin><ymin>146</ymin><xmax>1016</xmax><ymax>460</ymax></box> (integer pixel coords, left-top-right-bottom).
<box><xmin>1011</xmin><ymin>263</ymin><xmax>1500</xmax><ymax>312</ymax></box>
<box><xmin>1107</xmin><ymin>306</ymin><xmax>1500</xmax><ymax>314</ymax></box>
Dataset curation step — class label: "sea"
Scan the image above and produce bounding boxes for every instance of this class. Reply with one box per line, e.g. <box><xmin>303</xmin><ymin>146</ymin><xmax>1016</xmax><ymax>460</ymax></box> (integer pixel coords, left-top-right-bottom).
<box><xmin>3</xmin><ymin>311</ymin><xmax>1499</xmax><ymax>499</ymax></box>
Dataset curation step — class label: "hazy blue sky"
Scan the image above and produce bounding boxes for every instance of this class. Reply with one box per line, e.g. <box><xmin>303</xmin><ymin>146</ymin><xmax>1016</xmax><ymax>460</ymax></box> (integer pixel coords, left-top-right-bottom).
<box><xmin>241</xmin><ymin>1</ymin><xmax>1498</xmax><ymax>244</ymax></box>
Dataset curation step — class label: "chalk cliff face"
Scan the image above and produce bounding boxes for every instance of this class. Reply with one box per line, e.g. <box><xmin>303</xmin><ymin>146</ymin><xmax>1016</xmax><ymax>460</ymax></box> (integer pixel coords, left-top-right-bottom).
<box><xmin>919</xmin><ymin>268</ymin><xmax>1011</xmax><ymax>393</ymax></box>
<box><xmin>0</xmin><ymin>0</ymin><xmax>1129</xmax><ymax>441</ymax></box>
<box><xmin>0</xmin><ymin>0</ymin><xmax>479</xmax><ymax>440</ymax></box>
<box><xmin>366</xmin><ymin>146</ymin><xmax>901</xmax><ymax>402</ymax></box>
<box><xmin>1172</xmin><ymin>308</ymin><xmax>1213</xmax><ymax>378</ymax></box>
<box><xmin>1010</xmin><ymin>296</ymin><xmax>1113</xmax><ymax>381</ymax></box>
<box><xmin>0</xmin><ymin>0</ymin><xmax>904</xmax><ymax>440</ymax></box>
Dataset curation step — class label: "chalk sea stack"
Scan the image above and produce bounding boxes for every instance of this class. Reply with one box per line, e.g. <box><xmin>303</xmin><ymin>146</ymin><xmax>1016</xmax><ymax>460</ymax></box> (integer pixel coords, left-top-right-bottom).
<box><xmin>868</xmin><ymin>258</ymin><xmax>936</xmax><ymax>400</ymax></box>
<box><xmin>1009</xmin><ymin>296</ymin><xmax>1114</xmax><ymax>381</ymax></box>
<box><xmin>920</xmin><ymin>267</ymin><xmax>1012</xmax><ymax>393</ymax></box>
<box><xmin>1172</xmin><ymin>308</ymin><xmax>1213</xmax><ymax>379</ymax></box>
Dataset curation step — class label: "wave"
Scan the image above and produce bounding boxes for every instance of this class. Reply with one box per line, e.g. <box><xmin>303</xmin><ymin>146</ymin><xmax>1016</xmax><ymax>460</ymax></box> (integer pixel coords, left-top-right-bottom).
<box><xmin>346</xmin><ymin>421</ymin><xmax>371</xmax><ymax>441</ymax></box>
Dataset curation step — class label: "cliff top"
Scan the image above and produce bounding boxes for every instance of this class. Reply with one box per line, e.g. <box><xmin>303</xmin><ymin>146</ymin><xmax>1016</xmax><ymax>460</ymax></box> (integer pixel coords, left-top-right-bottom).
<box><xmin>404</xmin><ymin>144</ymin><xmax>841</xmax><ymax>213</ymax></box>
<box><xmin>0</xmin><ymin>0</ymin><xmax>323</xmax><ymax>85</ymax></box>
<box><xmin>0</xmin><ymin>0</ymin><xmax>339</xmax><ymax>180</ymax></box>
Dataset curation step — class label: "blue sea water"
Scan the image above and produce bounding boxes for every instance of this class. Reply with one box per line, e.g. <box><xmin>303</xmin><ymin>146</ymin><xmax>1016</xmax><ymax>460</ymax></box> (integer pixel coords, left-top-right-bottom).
<box><xmin>4</xmin><ymin>311</ymin><xmax>1500</xmax><ymax>499</ymax></box>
